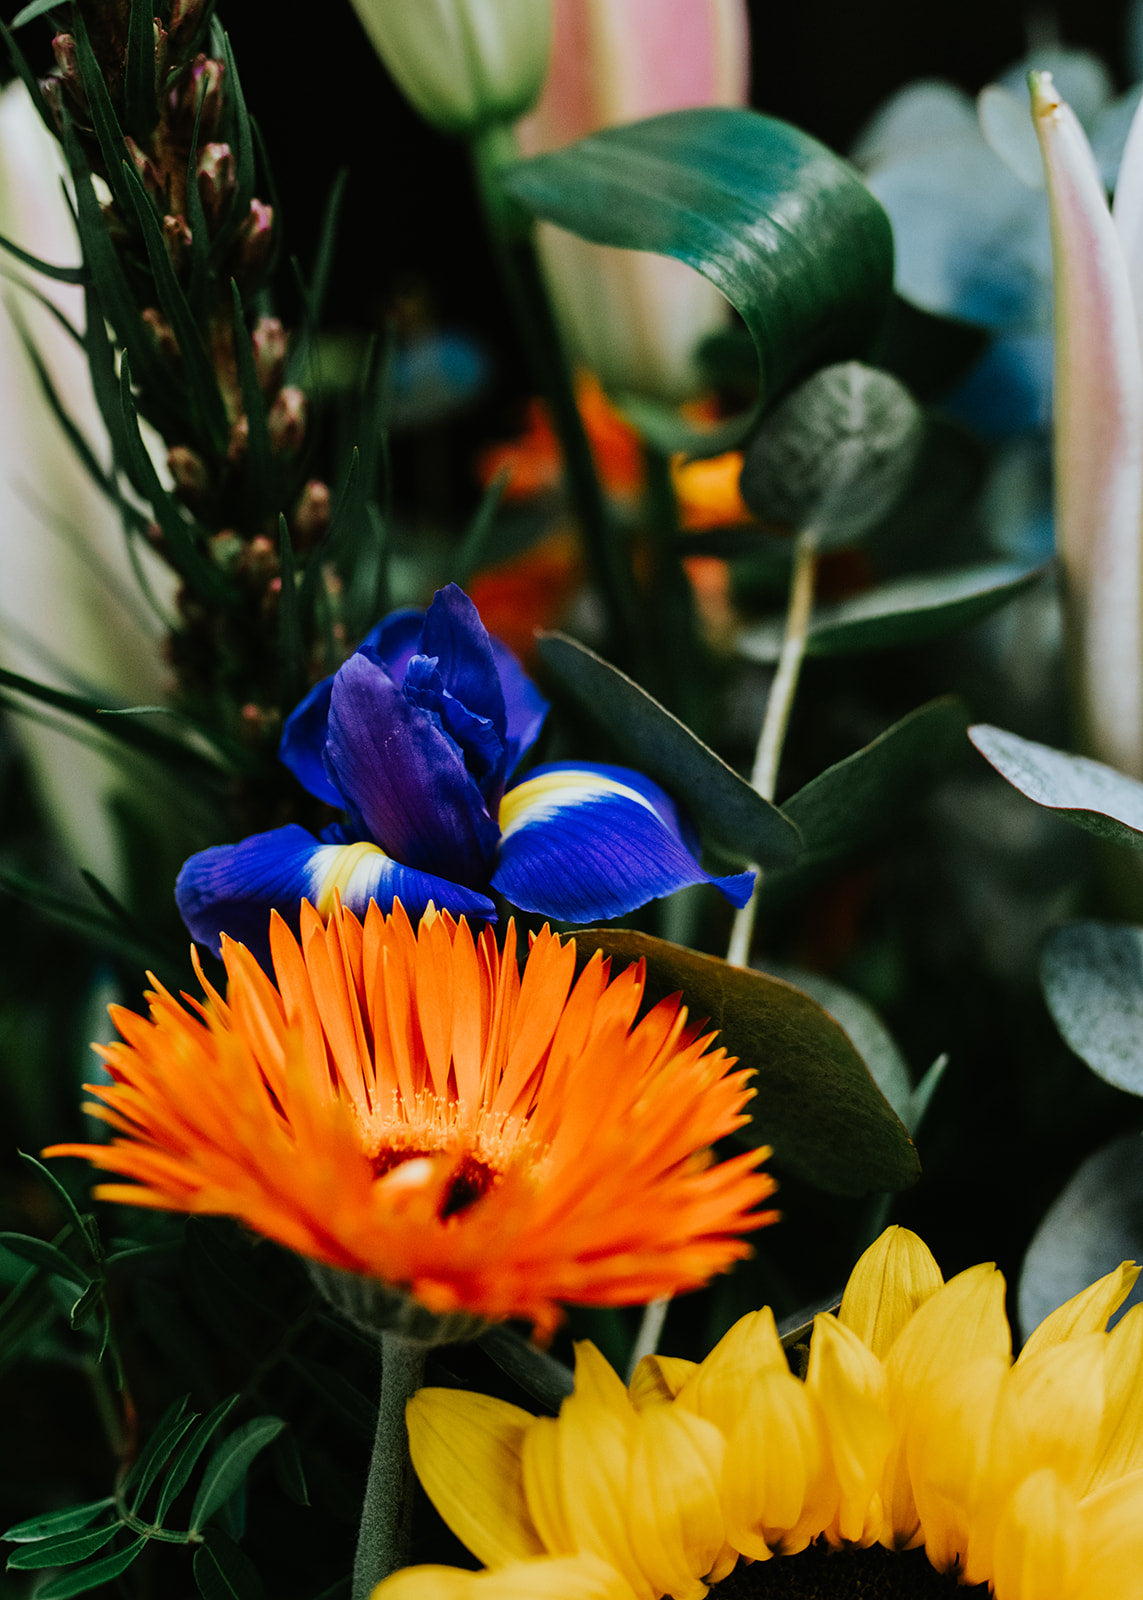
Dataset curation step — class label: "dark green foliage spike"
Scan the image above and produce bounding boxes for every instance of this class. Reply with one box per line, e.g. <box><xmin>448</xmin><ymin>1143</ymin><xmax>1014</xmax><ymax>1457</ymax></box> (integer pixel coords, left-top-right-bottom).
<box><xmin>124</xmin><ymin>0</ymin><xmax>159</xmax><ymax>140</ymax></box>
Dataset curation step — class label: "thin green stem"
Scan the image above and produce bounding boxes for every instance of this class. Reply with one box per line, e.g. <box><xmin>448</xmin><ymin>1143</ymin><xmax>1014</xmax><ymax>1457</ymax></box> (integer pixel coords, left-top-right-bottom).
<box><xmin>351</xmin><ymin>1331</ymin><xmax>428</xmax><ymax>1600</ymax></box>
<box><xmin>626</xmin><ymin>1296</ymin><xmax>670</xmax><ymax>1383</ymax></box>
<box><xmin>726</xmin><ymin>527</ymin><xmax>819</xmax><ymax>969</ymax></box>
<box><xmin>468</xmin><ymin>124</ymin><xmax>643</xmax><ymax>668</ymax></box>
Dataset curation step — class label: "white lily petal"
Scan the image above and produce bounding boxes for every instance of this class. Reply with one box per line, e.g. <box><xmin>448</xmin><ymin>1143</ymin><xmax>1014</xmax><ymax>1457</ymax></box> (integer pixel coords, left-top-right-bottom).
<box><xmin>1032</xmin><ymin>70</ymin><xmax>1143</xmax><ymax>778</ymax></box>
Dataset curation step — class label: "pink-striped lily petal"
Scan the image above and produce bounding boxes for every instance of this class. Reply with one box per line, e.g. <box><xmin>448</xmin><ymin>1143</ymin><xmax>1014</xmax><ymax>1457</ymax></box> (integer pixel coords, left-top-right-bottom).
<box><xmin>1032</xmin><ymin>70</ymin><xmax>1143</xmax><ymax>778</ymax></box>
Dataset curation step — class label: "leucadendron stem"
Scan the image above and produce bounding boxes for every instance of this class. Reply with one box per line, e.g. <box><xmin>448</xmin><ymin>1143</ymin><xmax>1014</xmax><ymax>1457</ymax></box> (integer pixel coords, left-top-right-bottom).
<box><xmin>725</xmin><ymin>525</ymin><xmax>819</xmax><ymax>969</ymax></box>
<box><xmin>351</xmin><ymin>1330</ymin><xmax>428</xmax><ymax>1600</ymax></box>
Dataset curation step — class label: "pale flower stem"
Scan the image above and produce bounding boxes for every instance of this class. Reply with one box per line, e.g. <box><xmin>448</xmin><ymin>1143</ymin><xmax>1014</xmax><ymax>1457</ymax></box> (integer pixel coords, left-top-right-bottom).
<box><xmin>351</xmin><ymin>1331</ymin><xmax>428</xmax><ymax>1600</ymax></box>
<box><xmin>626</xmin><ymin>1296</ymin><xmax>670</xmax><ymax>1382</ymax></box>
<box><xmin>725</xmin><ymin>527</ymin><xmax>820</xmax><ymax>970</ymax></box>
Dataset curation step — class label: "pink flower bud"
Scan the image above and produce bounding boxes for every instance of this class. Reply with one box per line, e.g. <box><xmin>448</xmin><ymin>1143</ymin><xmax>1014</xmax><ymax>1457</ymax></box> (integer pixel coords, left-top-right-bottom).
<box><xmin>268</xmin><ymin>385</ymin><xmax>306</xmax><ymax>456</ymax></box>
<box><xmin>251</xmin><ymin>316</ymin><xmax>288</xmax><ymax>393</ymax></box>
<box><xmin>196</xmin><ymin>141</ymin><xmax>235</xmax><ymax>229</ymax></box>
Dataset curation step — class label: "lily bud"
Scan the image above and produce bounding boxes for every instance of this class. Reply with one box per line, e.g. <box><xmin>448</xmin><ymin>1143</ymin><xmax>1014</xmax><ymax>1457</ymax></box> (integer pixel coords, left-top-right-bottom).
<box><xmin>347</xmin><ymin>0</ymin><xmax>552</xmax><ymax>134</ymax></box>
<box><xmin>519</xmin><ymin>0</ymin><xmax>749</xmax><ymax>402</ymax></box>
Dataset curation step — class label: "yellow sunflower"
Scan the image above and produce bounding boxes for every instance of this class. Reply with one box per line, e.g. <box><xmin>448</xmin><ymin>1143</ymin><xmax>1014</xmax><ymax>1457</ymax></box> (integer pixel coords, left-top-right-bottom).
<box><xmin>45</xmin><ymin>899</ymin><xmax>776</xmax><ymax>1338</ymax></box>
<box><xmin>375</xmin><ymin>1226</ymin><xmax>1143</xmax><ymax>1598</ymax></box>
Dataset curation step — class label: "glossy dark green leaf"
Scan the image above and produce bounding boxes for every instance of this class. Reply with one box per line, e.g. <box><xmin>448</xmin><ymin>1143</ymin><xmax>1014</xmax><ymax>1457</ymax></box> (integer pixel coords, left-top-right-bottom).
<box><xmin>7</xmin><ymin>1522</ymin><xmax>120</xmax><ymax>1569</ymax></box>
<box><xmin>190</xmin><ymin>1417</ymin><xmax>286</xmax><ymax>1534</ymax></box>
<box><xmin>536</xmin><ymin>631</ymin><xmax>800</xmax><ymax>867</ymax></box>
<box><xmin>4</xmin><ymin>1499</ymin><xmax>115</xmax><ymax>1544</ymax></box>
<box><xmin>194</xmin><ymin>1527</ymin><xmax>265</xmax><ymax>1600</ymax></box>
<box><xmin>156</xmin><ymin>1396</ymin><xmax>241</xmax><ymax>1525</ymax></box>
<box><xmin>1041</xmin><ymin>922</ymin><xmax>1143</xmax><ymax>1095</ymax></box>
<box><xmin>501</xmin><ymin>107</ymin><xmax>893</xmax><ymax>451</ymax></box>
<box><xmin>780</xmin><ymin>698</ymin><xmax>970</xmax><ymax>873</ymax></box>
<box><xmin>34</xmin><ymin>1537</ymin><xmax>146</xmax><ymax>1599</ymax></box>
<box><xmin>121</xmin><ymin>1395</ymin><xmax>192</xmax><ymax>1501</ymax></box>
<box><xmin>738</xmin><ymin>564</ymin><xmax>1048</xmax><ymax>661</ymax></box>
<box><xmin>570</xmin><ymin>929</ymin><xmax>919</xmax><ymax>1195</ymax></box>
<box><xmin>739</xmin><ymin>363</ymin><xmax>922</xmax><ymax>547</ymax></box>
<box><xmin>970</xmin><ymin>725</ymin><xmax>1143</xmax><ymax>848</ymax></box>
<box><xmin>1018</xmin><ymin>1135</ymin><xmax>1143</xmax><ymax>1341</ymax></box>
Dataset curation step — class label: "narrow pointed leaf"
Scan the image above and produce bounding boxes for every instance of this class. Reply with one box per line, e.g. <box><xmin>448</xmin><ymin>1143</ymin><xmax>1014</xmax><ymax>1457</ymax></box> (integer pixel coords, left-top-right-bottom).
<box><xmin>34</xmin><ymin>1537</ymin><xmax>146</xmax><ymax>1599</ymax></box>
<box><xmin>1</xmin><ymin>18</ymin><xmax>61</xmax><ymax>137</ymax></box>
<box><xmin>11</xmin><ymin>0</ymin><xmax>63</xmax><ymax>26</ymax></box>
<box><xmin>501</xmin><ymin>107</ymin><xmax>893</xmax><ymax>451</ymax></box>
<box><xmin>6</xmin><ymin>1523</ymin><xmax>120</xmax><ymax>1569</ymax></box>
<box><xmin>569</xmin><ymin>928</ymin><xmax>919</xmax><ymax>1195</ymax></box>
<box><xmin>120</xmin><ymin>1395</ymin><xmax>192</xmax><ymax>1499</ymax></box>
<box><xmin>781</xmin><ymin>698</ymin><xmax>970</xmax><ymax>873</ymax></box>
<box><xmin>0</xmin><ymin>1232</ymin><xmax>87</xmax><ymax>1286</ymax></box>
<box><xmin>124</xmin><ymin>0</ymin><xmax>157</xmax><ymax>140</ymax></box>
<box><xmin>536</xmin><ymin>630</ymin><xmax>800</xmax><ymax>866</ymax></box>
<box><xmin>70</xmin><ymin>13</ymin><xmax>133</xmax><ymax>217</ymax></box>
<box><xmin>193</xmin><ymin>1527</ymin><xmax>265</xmax><ymax>1600</ymax></box>
<box><xmin>738</xmin><ymin>563</ymin><xmax>1049</xmax><ymax>661</ymax></box>
<box><xmin>189</xmin><ymin>1417</ymin><xmax>286</xmax><ymax>1534</ymax></box>
<box><xmin>477</xmin><ymin>1325</ymin><xmax>574</xmax><ymax>1411</ymax></box>
<box><xmin>18</xmin><ymin>1152</ymin><xmax>92</xmax><ymax>1243</ymax></box>
<box><xmin>970</xmin><ymin>723</ymin><xmax>1143</xmax><ymax>846</ymax></box>
<box><xmin>0</xmin><ymin>230</ymin><xmax>85</xmax><ymax>283</ymax></box>
<box><xmin>4</xmin><ymin>1500</ymin><xmax>115</xmax><ymax>1544</ymax></box>
<box><xmin>1041</xmin><ymin>921</ymin><xmax>1143</xmax><ymax>1093</ymax></box>
<box><xmin>277</xmin><ymin>515</ymin><xmax>304</xmax><ymax>713</ymax></box>
<box><xmin>155</xmin><ymin>1395</ymin><xmax>242</xmax><ymax>1525</ymax></box>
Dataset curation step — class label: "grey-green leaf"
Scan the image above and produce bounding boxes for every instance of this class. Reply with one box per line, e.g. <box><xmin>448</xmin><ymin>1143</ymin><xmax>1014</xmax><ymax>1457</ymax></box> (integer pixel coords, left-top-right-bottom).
<box><xmin>1041</xmin><ymin>921</ymin><xmax>1143</xmax><ymax>1095</ymax></box>
<box><xmin>738</xmin><ymin>564</ymin><xmax>1048</xmax><ymax>661</ymax></box>
<box><xmin>970</xmin><ymin>724</ymin><xmax>1143</xmax><ymax>847</ymax></box>
<box><xmin>501</xmin><ymin>107</ymin><xmax>893</xmax><ymax>451</ymax></box>
<box><xmin>569</xmin><ymin>929</ymin><xmax>919</xmax><ymax>1195</ymax></box>
<box><xmin>1018</xmin><ymin>1136</ymin><xmax>1143</xmax><ymax>1341</ymax></box>
<box><xmin>190</xmin><ymin>1418</ymin><xmax>286</xmax><ymax>1534</ymax></box>
<box><xmin>535</xmin><ymin>631</ymin><xmax>801</xmax><ymax>867</ymax></box>
<box><xmin>739</xmin><ymin>362</ymin><xmax>922</xmax><ymax>547</ymax></box>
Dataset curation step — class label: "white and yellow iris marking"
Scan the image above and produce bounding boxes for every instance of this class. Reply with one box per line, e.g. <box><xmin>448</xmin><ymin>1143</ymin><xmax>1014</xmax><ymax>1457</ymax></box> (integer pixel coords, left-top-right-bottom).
<box><xmin>313</xmin><ymin>840</ymin><xmax>389</xmax><ymax>916</ymax></box>
<box><xmin>498</xmin><ymin>769</ymin><xmax>661</xmax><ymax>842</ymax></box>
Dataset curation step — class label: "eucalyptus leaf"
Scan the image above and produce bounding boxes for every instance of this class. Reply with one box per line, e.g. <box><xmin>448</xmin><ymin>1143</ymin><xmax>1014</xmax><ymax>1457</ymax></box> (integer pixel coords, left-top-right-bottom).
<box><xmin>1018</xmin><ymin>1135</ymin><xmax>1143</xmax><ymax>1341</ymax></box>
<box><xmin>969</xmin><ymin>725</ymin><xmax>1143</xmax><ymax>847</ymax></box>
<box><xmin>190</xmin><ymin>1417</ymin><xmax>286</xmax><ymax>1534</ymax></box>
<box><xmin>501</xmin><ymin>107</ymin><xmax>893</xmax><ymax>452</ymax></box>
<box><xmin>739</xmin><ymin>362</ymin><xmax>922</xmax><ymax>546</ymax></box>
<box><xmin>536</xmin><ymin>631</ymin><xmax>801</xmax><ymax>867</ymax></box>
<box><xmin>738</xmin><ymin>564</ymin><xmax>1048</xmax><ymax>662</ymax></box>
<box><xmin>1041</xmin><ymin>921</ymin><xmax>1143</xmax><ymax>1095</ymax></box>
<box><xmin>570</xmin><ymin>929</ymin><xmax>919</xmax><ymax>1195</ymax></box>
<box><xmin>751</xmin><ymin>962</ymin><xmax>913</xmax><ymax>1126</ymax></box>
<box><xmin>779</xmin><ymin>697</ymin><xmax>970</xmax><ymax>875</ymax></box>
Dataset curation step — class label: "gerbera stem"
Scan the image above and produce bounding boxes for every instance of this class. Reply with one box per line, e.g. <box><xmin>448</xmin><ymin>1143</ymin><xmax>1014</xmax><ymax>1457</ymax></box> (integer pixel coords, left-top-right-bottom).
<box><xmin>725</xmin><ymin>526</ymin><xmax>819</xmax><ymax>969</ymax></box>
<box><xmin>352</xmin><ymin>1330</ymin><xmax>428</xmax><ymax>1600</ymax></box>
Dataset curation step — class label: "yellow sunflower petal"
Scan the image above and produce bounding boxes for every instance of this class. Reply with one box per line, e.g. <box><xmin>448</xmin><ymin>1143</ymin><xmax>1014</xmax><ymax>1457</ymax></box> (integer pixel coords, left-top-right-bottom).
<box><xmin>570</xmin><ymin>1342</ymin><xmax>633</xmax><ymax>1416</ymax></box>
<box><xmin>838</xmin><ymin>1226</ymin><xmax>944</xmax><ymax>1359</ymax></box>
<box><xmin>1019</xmin><ymin>1261</ymin><xmax>1140</xmax><ymax>1361</ymax></box>
<box><xmin>1089</xmin><ymin>1303</ymin><xmax>1143</xmax><ymax>1488</ymax></box>
<box><xmin>905</xmin><ymin>1353</ymin><xmax>1008</xmax><ymax>1574</ymax></box>
<box><xmin>627</xmin><ymin>1354</ymin><xmax>697</xmax><ymax>1409</ymax></box>
<box><xmin>370</xmin><ymin>1554</ymin><xmax>639</xmax><ymax>1600</ymax></box>
<box><xmin>675</xmin><ymin>1306</ymin><xmax>786</xmax><ymax>1435</ymax></box>
<box><xmin>1075</xmin><ymin>1467</ymin><xmax>1143</xmax><ymax>1600</ymax></box>
<box><xmin>555</xmin><ymin>1392</ymin><xmax>652</xmax><ymax>1600</ymax></box>
<box><xmin>406</xmin><ymin>1390</ymin><xmax>545</xmax><ymax>1568</ymax></box>
<box><xmin>721</xmin><ymin>1366</ymin><xmax>832</xmax><ymax>1559</ymax></box>
<box><xmin>805</xmin><ymin>1314</ymin><xmax>891</xmax><ymax>1546</ymax></box>
<box><xmin>625</xmin><ymin>1405</ymin><xmax>726</xmax><ymax>1600</ymax></box>
<box><xmin>990</xmin><ymin>1469</ymin><xmax>1081</xmax><ymax>1600</ymax></box>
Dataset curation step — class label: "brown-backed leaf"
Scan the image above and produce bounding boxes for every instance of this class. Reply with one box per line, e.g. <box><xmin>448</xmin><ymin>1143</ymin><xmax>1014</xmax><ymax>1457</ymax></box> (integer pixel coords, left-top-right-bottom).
<box><xmin>571</xmin><ymin>929</ymin><xmax>919</xmax><ymax>1196</ymax></box>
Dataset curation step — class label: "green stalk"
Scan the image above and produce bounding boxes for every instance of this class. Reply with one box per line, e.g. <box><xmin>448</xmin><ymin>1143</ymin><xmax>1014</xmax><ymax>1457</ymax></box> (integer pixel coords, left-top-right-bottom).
<box><xmin>469</xmin><ymin>123</ymin><xmax>644</xmax><ymax>668</ymax></box>
<box><xmin>351</xmin><ymin>1331</ymin><xmax>428</xmax><ymax>1600</ymax></box>
<box><xmin>726</xmin><ymin>526</ymin><xmax>819</xmax><ymax>969</ymax></box>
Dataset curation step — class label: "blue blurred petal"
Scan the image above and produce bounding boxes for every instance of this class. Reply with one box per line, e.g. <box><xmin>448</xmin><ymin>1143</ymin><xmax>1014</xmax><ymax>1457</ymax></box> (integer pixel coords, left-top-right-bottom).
<box><xmin>176</xmin><ymin>823</ymin><xmax>326</xmax><ymax>961</ymax></box>
<box><xmin>279</xmin><ymin>677</ymin><xmax>343</xmax><ymax>806</ymax></box>
<box><xmin>325</xmin><ymin>651</ymin><xmax>499</xmax><ymax>882</ymax></box>
<box><xmin>490</xmin><ymin>636</ymin><xmax>548</xmax><ymax>774</ymax></box>
<box><xmin>492</xmin><ymin>762</ymin><xmax>754</xmax><ymax>921</ymax></box>
<box><xmin>362</xmin><ymin>608</ymin><xmax>424</xmax><ymax>679</ymax></box>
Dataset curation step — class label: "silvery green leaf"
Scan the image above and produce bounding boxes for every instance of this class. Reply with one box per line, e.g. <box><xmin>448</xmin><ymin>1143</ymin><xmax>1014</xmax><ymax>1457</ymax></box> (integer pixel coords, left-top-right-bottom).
<box><xmin>1041</xmin><ymin>921</ymin><xmax>1143</xmax><ymax>1094</ymax></box>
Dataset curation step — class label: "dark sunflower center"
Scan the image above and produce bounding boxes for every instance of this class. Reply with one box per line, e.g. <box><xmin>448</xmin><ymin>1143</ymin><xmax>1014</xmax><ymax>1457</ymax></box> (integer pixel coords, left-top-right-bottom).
<box><xmin>369</xmin><ymin>1148</ymin><xmax>497</xmax><ymax>1219</ymax></box>
<box><xmin>712</xmin><ymin>1545</ymin><xmax>990</xmax><ymax>1599</ymax></box>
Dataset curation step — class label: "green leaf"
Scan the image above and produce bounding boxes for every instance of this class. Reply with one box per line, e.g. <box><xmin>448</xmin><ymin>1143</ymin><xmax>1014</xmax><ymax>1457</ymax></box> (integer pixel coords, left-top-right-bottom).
<box><xmin>70</xmin><ymin>12</ymin><xmax>134</xmax><ymax>218</ymax></box>
<box><xmin>0</xmin><ymin>232</ymin><xmax>86</xmax><ymax>284</ymax></box>
<box><xmin>211</xmin><ymin>30</ymin><xmax>255</xmax><ymax>260</ymax></box>
<box><xmin>34</xmin><ymin>1537</ymin><xmax>146</xmax><ymax>1599</ymax></box>
<box><xmin>568</xmin><ymin>929</ymin><xmax>919</xmax><ymax>1195</ymax></box>
<box><xmin>500</xmin><ymin>107</ymin><xmax>893</xmax><ymax>452</ymax></box>
<box><xmin>7</xmin><ymin>1523</ymin><xmax>120</xmax><ymax>1569</ymax></box>
<box><xmin>189</xmin><ymin>1417</ymin><xmax>286</xmax><ymax>1534</ymax></box>
<box><xmin>535</xmin><ymin>631</ymin><xmax>801</xmax><ymax>867</ymax></box>
<box><xmin>1018</xmin><ymin>1135</ymin><xmax>1143</xmax><ymax>1341</ymax></box>
<box><xmin>194</xmin><ymin>1527</ymin><xmax>265</xmax><ymax>1600</ymax></box>
<box><xmin>780</xmin><ymin>698</ymin><xmax>970</xmax><ymax>875</ymax></box>
<box><xmin>120</xmin><ymin>1395</ymin><xmax>192</xmax><ymax>1502</ymax></box>
<box><xmin>230</xmin><ymin>280</ymin><xmax>276</xmax><ymax>511</ymax></box>
<box><xmin>477</xmin><ymin>1325</ymin><xmax>574</xmax><ymax>1411</ymax></box>
<box><xmin>4</xmin><ymin>1499</ymin><xmax>115</xmax><ymax>1544</ymax></box>
<box><xmin>969</xmin><ymin>724</ymin><xmax>1143</xmax><ymax>848</ymax></box>
<box><xmin>155</xmin><ymin>1396</ymin><xmax>241</xmax><ymax>1525</ymax></box>
<box><xmin>1</xmin><ymin>17</ymin><xmax>62</xmax><ymax>139</ymax></box>
<box><xmin>751</xmin><ymin>962</ymin><xmax>913</xmax><ymax>1127</ymax></box>
<box><xmin>17</xmin><ymin>1152</ymin><xmax>93</xmax><ymax>1245</ymax></box>
<box><xmin>10</xmin><ymin>0</ymin><xmax>62</xmax><ymax>27</ymax></box>
<box><xmin>68</xmin><ymin>1279</ymin><xmax>104</xmax><ymax>1330</ymax></box>
<box><xmin>739</xmin><ymin>363</ymin><xmax>922</xmax><ymax>547</ymax></box>
<box><xmin>124</xmin><ymin>0</ymin><xmax>157</xmax><ymax>140</ymax></box>
<box><xmin>738</xmin><ymin>564</ymin><xmax>1049</xmax><ymax>662</ymax></box>
<box><xmin>452</xmin><ymin>469</ymin><xmax>510</xmax><ymax>588</ymax></box>
<box><xmin>277</xmin><ymin>515</ymin><xmax>304</xmax><ymax>714</ymax></box>
<box><xmin>1041</xmin><ymin>922</ymin><xmax>1143</xmax><ymax>1095</ymax></box>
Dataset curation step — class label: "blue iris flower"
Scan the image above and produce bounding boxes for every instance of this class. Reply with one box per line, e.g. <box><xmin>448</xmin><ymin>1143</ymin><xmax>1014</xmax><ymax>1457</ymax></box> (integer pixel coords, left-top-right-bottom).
<box><xmin>176</xmin><ymin>585</ymin><xmax>753</xmax><ymax>958</ymax></box>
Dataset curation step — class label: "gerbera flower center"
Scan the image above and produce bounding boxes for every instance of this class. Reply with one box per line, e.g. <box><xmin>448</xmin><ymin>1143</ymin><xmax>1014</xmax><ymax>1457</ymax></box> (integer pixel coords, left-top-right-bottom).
<box><xmin>365</xmin><ymin>1091</ymin><xmax>540</xmax><ymax>1221</ymax></box>
<box><xmin>369</xmin><ymin>1146</ymin><xmax>499</xmax><ymax>1219</ymax></box>
<box><xmin>714</xmin><ymin>1546</ymin><xmax>990</xmax><ymax>1599</ymax></box>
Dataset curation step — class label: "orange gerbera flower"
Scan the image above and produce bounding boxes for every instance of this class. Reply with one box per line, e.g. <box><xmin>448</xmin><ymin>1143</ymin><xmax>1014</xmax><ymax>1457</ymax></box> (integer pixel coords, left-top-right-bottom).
<box><xmin>46</xmin><ymin>901</ymin><xmax>776</xmax><ymax>1337</ymax></box>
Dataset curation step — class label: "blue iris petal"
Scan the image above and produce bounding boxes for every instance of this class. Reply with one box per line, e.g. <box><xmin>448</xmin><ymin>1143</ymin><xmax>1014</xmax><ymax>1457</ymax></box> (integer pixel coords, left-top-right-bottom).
<box><xmin>279</xmin><ymin>678</ymin><xmax>343</xmax><ymax>806</ymax></box>
<box><xmin>175</xmin><ymin>824</ymin><xmax>327</xmax><ymax>963</ymax></box>
<box><xmin>418</xmin><ymin>585</ymin><xmax>508</xmax><ymax>742</ymax></box>
<box><xmin>489</xmin><ymin>636</ymin><xmax>548</xmax><ymax>776</ymax></box>
<box><xmin>491</xmin><ymin>762</ymin><xmax>755</xmax><ymax>922</ymax></box>
<box><xmin>314</xmin><ymin>845</ymin><xmax>498</xmax><ymax>926</ymax></box>
<box><xmin>324</xmin><ymin>651</ymin><xmax>500</xmax><ymax>883</ymax></box>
